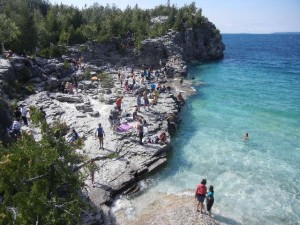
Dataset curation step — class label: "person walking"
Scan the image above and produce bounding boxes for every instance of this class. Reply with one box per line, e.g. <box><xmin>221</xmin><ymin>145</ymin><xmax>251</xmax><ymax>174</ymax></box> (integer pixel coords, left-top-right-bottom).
<box><xmin>116</xmin><ymin>96</ymin><xmax>123</xmax><ymax>111</ymax></box>
<box><xmin>88</xmin><ymin>159</ymin><xmax>98</xmax><ymax>187</ymax></box>
<box><xmin>206</xmin><ymin>185</ymin><xmax>215</xmax><ymax>217</ymax></box>
<box><xmin>136</xmin><ymin>93</ymin><xmax>142</xmax><ymax>112</ymax></box>
<box><xmin>195</xmin><ymin>179</ymin><xmax>207</xmax><ymax>213</ymax></box>
<box><xmin>95</xmin><ymin>123</ymin><xmax>105</xmax><ymax>149</ymax></box>
<box><xmin>137</xmin><ymin>118</ymin><xmax>144</xmax><ymax>145</ymax></box>
<box><xmin>20</xmin><ymin>105</ymin><xmax>28</xmax><ymax>126</ymax></box>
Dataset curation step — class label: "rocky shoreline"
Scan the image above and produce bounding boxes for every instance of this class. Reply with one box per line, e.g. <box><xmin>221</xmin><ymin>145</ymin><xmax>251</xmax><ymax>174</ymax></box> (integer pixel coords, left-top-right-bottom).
<box><xmin>0</xmin><ymin>27</ymin><xmax>224</xmax><ymax>224</ymax></box>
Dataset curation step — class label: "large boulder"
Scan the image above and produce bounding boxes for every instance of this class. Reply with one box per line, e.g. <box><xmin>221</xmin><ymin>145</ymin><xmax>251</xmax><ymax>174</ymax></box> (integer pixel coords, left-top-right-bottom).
<box><xmin>47</xmin><ymin>76</ymin><xmax>60</xmax><ymax>90</ymax></box>
<box><xmin>56</xmin><ymin>94</ymin><xmax>84</xmax><ymax>103</ymax></box>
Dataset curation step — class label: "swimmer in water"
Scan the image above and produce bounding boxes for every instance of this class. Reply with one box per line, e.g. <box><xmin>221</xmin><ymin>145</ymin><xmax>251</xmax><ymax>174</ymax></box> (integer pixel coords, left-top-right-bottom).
<box><xmin>244</xmin><ymin>132</ymin><xmax>249</xmax><ymax>141</ymax></box>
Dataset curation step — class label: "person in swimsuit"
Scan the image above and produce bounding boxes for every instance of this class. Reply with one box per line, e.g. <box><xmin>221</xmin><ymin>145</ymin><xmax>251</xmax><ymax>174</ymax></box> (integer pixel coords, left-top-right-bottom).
<box><xmin>206</xmin><ymin>185</ymin><xmax>215</xmax><ymax>217</ymax></box>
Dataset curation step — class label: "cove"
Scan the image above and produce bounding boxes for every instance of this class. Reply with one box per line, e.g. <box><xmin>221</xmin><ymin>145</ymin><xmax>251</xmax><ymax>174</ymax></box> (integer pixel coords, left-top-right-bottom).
<box><xmin>113</xmin><ymin>34</ymin><xmax>300</xmax><ymax>225</ymax></box>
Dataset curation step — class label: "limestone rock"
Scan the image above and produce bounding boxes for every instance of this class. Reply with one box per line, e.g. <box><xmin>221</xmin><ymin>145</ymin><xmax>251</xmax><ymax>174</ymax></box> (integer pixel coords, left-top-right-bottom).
<box><xmin>56</xmin><ymin>94</ymin><xmax>84</xmax><ymax>103</ymax></box>
<box><xmin>89</xmin><ymin>111</ymin><xmax>100</xmax><ymax>117</ymax></box>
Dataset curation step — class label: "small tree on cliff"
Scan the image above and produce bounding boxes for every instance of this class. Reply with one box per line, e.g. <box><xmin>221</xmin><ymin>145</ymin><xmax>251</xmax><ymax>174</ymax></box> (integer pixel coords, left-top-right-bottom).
<box><xmin>0</xmin><ymin>121</ymin><xmax>86</xmax><ymax>224</ymax></box>
<box><xmin>0</xmin><ymin>14</ymin><xmax>20</xmax><ymax>54</ymax></box>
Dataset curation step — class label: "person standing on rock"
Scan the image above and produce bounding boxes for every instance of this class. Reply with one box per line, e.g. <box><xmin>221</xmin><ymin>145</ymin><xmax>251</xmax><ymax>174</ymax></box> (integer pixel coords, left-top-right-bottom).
<box><xmin>195</xmin><ymin>179</ymin><xmax>207</xmax><ymax>213</ymax></box>
<box><xmin>206</xmin><ymin>185</ymin><xmax>214</xmax><ymax>217</ymax></box>
<box><xmin>14</xmin><ymin>107</ymin><xmax>22</xmax><ymax>121</ymax></box>
<box><xmin>136</xmin><ymin>93</ymin><xmax>142</xmax><ymax>112</ymax></box>
<box><xmin>137</xmin><ymin>118</ymin><xmax>144</xmax><ymax>145</ymax></box>
<box><xmin>95</xmin><ymin>123</ymin><xmax>105</xmax><ymax>149</ymax></box>
<box><xmin>88</xmin><ymin>159</ymin><xmax>98</xmax><ymax>187</ymax></box>
<box><xmin>20</xmin><ymin>105</ymin><xmax>28</xmax><ymax>126</ymax></box>
<box><xmin>116</xmin><ymin>96</ymin><xmax>123</xmax><ymax>112</ymax></box>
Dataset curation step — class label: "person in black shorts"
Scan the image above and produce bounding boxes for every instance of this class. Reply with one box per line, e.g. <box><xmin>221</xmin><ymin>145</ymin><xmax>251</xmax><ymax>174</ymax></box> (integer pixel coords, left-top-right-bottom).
<box><xmin>95</xmin><ymin>123</ymin><xmax>105</xmax><ymax>149</ymax></box>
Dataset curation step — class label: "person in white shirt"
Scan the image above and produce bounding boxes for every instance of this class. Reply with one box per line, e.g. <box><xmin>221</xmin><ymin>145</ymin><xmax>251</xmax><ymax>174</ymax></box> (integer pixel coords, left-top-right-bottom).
<box><xmin>20</xmin><ymin>106</ymin><xmax>28</xmax><ymax>126</ymax></box>
<box><xmin>12</xmin><ymin>119</ymin><xmax>21</xmax><ymax>137</ymax></box>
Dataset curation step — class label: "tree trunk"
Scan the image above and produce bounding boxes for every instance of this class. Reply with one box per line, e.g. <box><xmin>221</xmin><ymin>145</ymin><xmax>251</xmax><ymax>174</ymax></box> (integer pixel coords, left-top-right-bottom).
<box><xmin>1</xmin><ymin>42</ymin><xmax>5</xmax><ymax>56</ymax></box>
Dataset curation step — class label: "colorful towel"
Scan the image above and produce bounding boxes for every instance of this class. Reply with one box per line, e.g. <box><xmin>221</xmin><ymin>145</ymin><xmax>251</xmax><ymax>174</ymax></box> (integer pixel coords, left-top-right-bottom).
<box><xmin>117</xmin><ymin>123</ymin><xmax>133</xmax><ymax>132</ymax></box>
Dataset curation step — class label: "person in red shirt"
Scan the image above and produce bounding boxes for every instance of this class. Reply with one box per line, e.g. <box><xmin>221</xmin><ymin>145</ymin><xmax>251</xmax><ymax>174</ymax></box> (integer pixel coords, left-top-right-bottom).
<box><xmin>116</xmin><ymin>96</ymin><xmax>123</xmax><ymax>111</ymax></box>
<box><xmin>195</xmin><ymin>179</ymin><xmax>207</xmax><ymax>213</ymax></box>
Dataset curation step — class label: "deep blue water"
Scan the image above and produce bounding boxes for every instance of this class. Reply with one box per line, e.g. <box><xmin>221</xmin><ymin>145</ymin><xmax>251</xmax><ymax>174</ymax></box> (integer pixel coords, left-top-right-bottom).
<box><xmin>118</xmin><ymin>34</ymin><xmax>300</xmax><ymax>225</ymax></box>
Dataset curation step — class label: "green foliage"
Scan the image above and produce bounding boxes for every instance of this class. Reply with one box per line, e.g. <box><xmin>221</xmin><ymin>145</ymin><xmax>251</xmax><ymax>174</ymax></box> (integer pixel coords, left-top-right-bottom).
<box><xmin>19</xmin><ymin>66</ymin><xmax>31</xmax><ymax>83</ymax></box>
<box><xmin>29</xmin><ymin>106</ymin><xmax>45</xmax><ymax>125</ymax></box>
<box><xmin>0</xmin><ymin>122</ymin><xmax>86</xmax><ymax>224</ymax></box>
<box><xmin>79</xmin><ymin>45</ymin><xmax>89</xmax><ymax>52</ymax></box>
<box><xmin>37</xmin><ymin>45</ymin><xmax>64</xmax><ymax>59</ymax></box>
<box><xmin>52</xmin><ymin>121</ymin><xmax>69</xmax><ymax>138</ymax></box>
<box><xmin>82</xmin><ymin>70</ymin><xmax>91</xmax><ymax>80</ymax></box>
<box><xmin>0</xmin><ymin>14</ymin><xmax>20</xmax><ymax>50</ymax></box>
<box><xmin>97</xmin><ymin>73</ymin><xmax>114</xmax><ymax>88</ymax></box>
<box><xmin>64</xmin><ymin>60</ymin><xmax>71</xmax><ymax>69</ymax></box>
<box><xmin>107</xmin><ymin>152</ymin><xmax>119</xmax><ymax>159</ymax></box>
<box><xmin>1</xmin><ymin>1</ymin><xmax>207</xmax><ymax>52</ymax></box>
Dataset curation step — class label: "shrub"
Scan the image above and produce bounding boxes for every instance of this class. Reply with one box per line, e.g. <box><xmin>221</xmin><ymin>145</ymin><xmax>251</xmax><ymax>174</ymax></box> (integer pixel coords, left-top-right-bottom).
<box><xmin>97</xmin><ymin>73</ymin><xmax>114</xmax><ymax>88</ymax></box>
<box><xmin>82</xmin><ymin>69</ymin><xmax>91</xmax><ymax>80</ymax></box>
<box><xmin>29</xmin><ymin>106</ymin><xmax>45</xmax><ymax>125</ymax></box>
<box><xmin>63</xmin><ymin>60</ymin><xmax>71</xmax><ymax>69</ymax></box>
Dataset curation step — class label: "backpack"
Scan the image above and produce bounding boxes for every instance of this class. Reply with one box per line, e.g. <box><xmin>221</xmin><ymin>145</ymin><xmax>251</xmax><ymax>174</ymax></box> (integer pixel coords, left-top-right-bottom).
<box><xmin>97</xmin><ymin>127</ymin><xmax>103</xmax><ymax>136</ymax></box>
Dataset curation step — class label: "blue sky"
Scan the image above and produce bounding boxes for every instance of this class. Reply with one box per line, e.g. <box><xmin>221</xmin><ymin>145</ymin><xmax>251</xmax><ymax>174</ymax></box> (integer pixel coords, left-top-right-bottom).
<box><xmin>49</xmin><ymin>0</ymin><xmax>300</xmax><ymax>34</ymax></box>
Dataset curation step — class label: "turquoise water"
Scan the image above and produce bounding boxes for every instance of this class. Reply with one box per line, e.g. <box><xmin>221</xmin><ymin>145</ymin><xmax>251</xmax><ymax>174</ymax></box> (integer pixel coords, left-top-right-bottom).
<box><xmin>119</xmin><ymin>34</ymin><xmax>300</xmax><ymax>225</ymax></box>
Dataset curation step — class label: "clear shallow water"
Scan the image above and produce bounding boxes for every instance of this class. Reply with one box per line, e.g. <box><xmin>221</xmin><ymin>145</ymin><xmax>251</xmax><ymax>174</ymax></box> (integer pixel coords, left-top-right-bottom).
<box><xmin>116</xmin><ymin>34</ymin><xmax>300</xmax><ymax>225</ymax></box>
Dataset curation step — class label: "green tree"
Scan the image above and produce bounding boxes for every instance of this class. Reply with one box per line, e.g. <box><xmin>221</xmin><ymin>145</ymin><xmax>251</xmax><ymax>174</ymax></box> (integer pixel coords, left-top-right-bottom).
<box><xmin>0</xmin><ymin>14</ymin><xmax>19</xmax><ymax>53</ymax></box>
<box><xmin>0</xmin><ymin>122</ymin><xmax>86</xmax><ymax>224</ymax></box>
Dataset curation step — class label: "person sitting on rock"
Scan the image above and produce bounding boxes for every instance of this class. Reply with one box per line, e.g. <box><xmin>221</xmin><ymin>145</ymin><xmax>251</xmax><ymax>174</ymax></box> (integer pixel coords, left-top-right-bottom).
<box><xmin>166</xmin><ymin>113</ymin><xmax>179</xmax><ymax>132</ymax></box>
<box><xmin>177</xmin><ymin>92</ymin><xmax>185</xmax><ymax>105</ymax></box>
<box><xmin>68</xmin><ymin>128</ymin><xmax>79</xmax><ymax>143</ymax></box>
<box><xmin>67</xmin><ymin>82</ymin><xmax>74</xmax><ymax>94</ymax></box>
<box><xmin>5</xmin><ymin>50</ymin><xmax>13</xmax><ymax>58</ymax></box>
<box><xmin>158</xmin><ymin>132</ymin><xmax>168</xmax><ymax>145</ymax></box>
<box><xmin>132</xmin><ymin>107</ymin><xmax>139</xmax><ymax>121</ymax></box>
<box><xmin>10</xmin><ymin>118</ymin><xmax>21</xmax><ymax>138</ymax></box>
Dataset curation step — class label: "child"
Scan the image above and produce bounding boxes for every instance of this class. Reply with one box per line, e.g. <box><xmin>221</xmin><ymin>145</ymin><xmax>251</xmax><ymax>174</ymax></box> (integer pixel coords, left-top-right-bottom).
<box><xmin>206</xmin><ymin>185</ymin><xmax>214</xmax><ymax>216</ymax></box>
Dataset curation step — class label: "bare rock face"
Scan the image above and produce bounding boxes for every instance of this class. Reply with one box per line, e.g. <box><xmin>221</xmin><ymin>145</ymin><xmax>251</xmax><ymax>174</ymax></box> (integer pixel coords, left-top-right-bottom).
<box><xmin>135</xmin><ymin>20</ymin><xmax>224</xmax><ymax>74</ymax></box>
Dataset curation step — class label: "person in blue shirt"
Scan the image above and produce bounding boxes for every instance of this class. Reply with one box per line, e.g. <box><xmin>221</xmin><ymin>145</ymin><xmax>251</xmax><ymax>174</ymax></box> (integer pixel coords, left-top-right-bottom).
<box><xmin>206</xmin><ymin>185</ymin><xmax>214</xmax><ymax>217</ymax></box>
<box><xmin>95</xmin><ymin>123</ymin><xmax>105</xmax><ymax>149</ymax></box>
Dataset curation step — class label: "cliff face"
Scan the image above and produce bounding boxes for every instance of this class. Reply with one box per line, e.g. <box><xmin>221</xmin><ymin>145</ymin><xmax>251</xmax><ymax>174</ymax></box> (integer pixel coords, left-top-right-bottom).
<box><xmin>135</xmin><ymin>20</ymin><xmax>225</xmax><ymax>74</ymax></box>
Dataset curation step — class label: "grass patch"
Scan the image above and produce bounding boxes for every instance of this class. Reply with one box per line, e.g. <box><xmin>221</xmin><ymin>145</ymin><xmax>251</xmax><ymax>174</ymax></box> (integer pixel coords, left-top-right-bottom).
<box><xmin>107</xmin><ymin>152</ymin><xmax>119</xmax><ymax>159</ymax></box>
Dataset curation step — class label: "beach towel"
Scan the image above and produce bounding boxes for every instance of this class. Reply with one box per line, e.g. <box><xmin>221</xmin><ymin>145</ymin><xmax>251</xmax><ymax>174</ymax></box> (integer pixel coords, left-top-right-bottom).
<box><xmin>117</xmin><ymin>123</ymin><xmax>133</xmax><ymax>132</ymax></box>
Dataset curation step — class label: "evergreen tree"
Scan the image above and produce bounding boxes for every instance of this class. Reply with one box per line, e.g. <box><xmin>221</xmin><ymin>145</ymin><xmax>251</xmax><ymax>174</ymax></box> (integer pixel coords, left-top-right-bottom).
<box><xmin>0</xmin><ymin>122</ymin><xmax>86</xmax><ymax>224</ymax></box>
<box><xmin>0</xmin><ymin>14</ymin><xmax>20</xmax><ymax>53</ymax></box>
